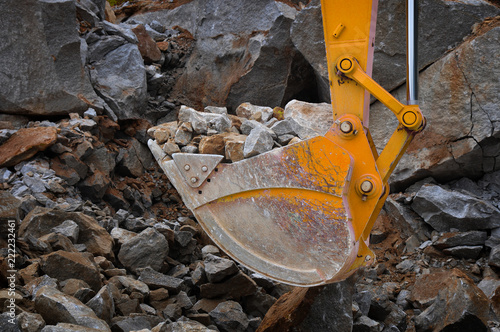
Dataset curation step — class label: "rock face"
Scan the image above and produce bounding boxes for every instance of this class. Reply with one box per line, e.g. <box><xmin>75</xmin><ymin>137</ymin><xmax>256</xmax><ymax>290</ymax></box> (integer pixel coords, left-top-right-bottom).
<box><xmin>89</xmin><ymin>43</ymin><xmax>147</xmax><ymax>120</ymax></box>
<box><xmin>0</xmin><ymin>0</ymin><xmax>103</xmax><ymax>115</ymax></box>
<box><xmin>130</xmin><ymin>0</ymin><xmax>311</xmax><ymax>111</ymax></box>
<box><xmin>371</xmin><ymin>24</ymin><xmax>500</xmax><ymax>188</ymax></box>
<box><xmin>412</xmin><ymin>184</ymin><xmax>500</xmax><ymax>231</ymax></box>
<box><xmin>290</xmin><ymin>0</ymin><xmax>500</xmax><ymax>98</ymax></box>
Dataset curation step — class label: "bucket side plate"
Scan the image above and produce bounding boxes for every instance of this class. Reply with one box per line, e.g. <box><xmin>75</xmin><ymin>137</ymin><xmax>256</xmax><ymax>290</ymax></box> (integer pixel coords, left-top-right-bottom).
<box><xmin>156</xmin><ymin>137</ymin><xmax>358</xmax><ymax>286</ymax></box>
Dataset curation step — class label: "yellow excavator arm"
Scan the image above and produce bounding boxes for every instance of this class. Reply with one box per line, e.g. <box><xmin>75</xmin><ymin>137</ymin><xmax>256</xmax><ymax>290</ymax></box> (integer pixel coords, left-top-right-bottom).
<box><xmin>150</xmin><ymin>0</ymin><xmax>425</xmax><ymax>286</ymax></box>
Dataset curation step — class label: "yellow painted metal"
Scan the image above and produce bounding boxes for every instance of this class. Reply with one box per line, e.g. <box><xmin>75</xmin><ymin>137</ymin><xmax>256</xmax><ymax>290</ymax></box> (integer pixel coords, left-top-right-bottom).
<box><xmin>320</xmin><ymin>0</ymin><xmax>425</xmax><ymax>252</ymax></box>
<box><xmin>321</xmin><ymin>0</ymin><xmax>378</xmax><ymax>123</ymax></box>
<box><xmin>336</xmin><ymin>56</ymin><xmax>424</xmax><ymax>131</ymax></box>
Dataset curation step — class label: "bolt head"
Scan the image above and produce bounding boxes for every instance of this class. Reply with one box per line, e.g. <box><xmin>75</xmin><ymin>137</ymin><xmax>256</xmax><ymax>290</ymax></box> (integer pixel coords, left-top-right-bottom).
<box><xmin>360</xmin><ymin>180</ymin><xmax>374</xmax><ymax>193</ymax></box>
<box><xmin>184</xmin><ymin>164</ymin><xmax>191</xmax><ymax>171</ymax></box>
<box><xmin>190</xmin><ymin>177</ymin><xmax>198</xmax><ymax>183</ymax></box>
<box><xmin>340</xmin><ymin>58</ymin><xmax>353</xmax><ymax>71</ymax></box>
<box><xmin>201</xmin><ymin>165</ymin><xmax>208</xmax><ymax>172</ymax></box>
<box><xmin>403</xmin><ymin>111</ymin><xmax>417</xmax><ymax>126</ymax></box>
<box><xmin>340</xmin><ymin>121</ymin><xmax>353</xmax><ymax>134</ymax></box>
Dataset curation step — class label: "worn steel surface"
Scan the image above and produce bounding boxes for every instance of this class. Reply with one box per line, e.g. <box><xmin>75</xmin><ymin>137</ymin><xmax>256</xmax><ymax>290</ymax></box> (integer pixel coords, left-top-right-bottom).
<box><xmin>151</xmin><ymin>134</ymin><xmax>378</xmax><ymax>286</ymax></box>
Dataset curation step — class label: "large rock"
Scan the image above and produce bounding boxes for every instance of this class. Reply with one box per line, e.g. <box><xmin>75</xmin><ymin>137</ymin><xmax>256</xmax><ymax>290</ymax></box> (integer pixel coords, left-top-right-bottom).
<box><xmin>18</xmin><ymin>207</ymin><xmax>114</xmax><ymax>260</ymax></box>
<box><xmin>414</xmin><ymin>269</ymin><xmax>490</xmax><ymax>331</ymax></box>
<box><xmin>0</xmin><ymin>0</ymin><xmax>103</xmax><ymax>115</ymax></box>
<box><xmin>89</xmin><ymin>43</ymin><xmax>147</xmax><ymax>120</ymax></box>
<box><xmin>411</xmin><ymin>184</ymin><xmax>500</xmax><ymax>231</ymax></box>
<box><xmin>34</xmin><ymin>286</ymin><xmax>110</xmax><ymax>332</ymax></box>
<box><xmin>209</xmin><ymin>301</ymin><xmax>249</xmax><ymax>332</ymax></box>
<box><xmin>131</xmin><ymin>0</ymin><xmax>305</xmax><ymax>111</ymax></box>
<box><xmin>0</xmin><ymin>127</ymin><xmax>58</xmax><ymax>168</ymax></box>
<box><xmin>85</xmin><ymin>285</ymin><xmax>115</xmax><ymax>324</ymax></box>
<box><xmin>370</xmin><ymin>24</ymin><xmax>500</xmax><ymax>188</ymax></box>
<box><xmin>289</xmin><ymin>0</ymin><xmax>329</xmax><ymax>101</ymax></box>
<box><xmin>40</xmin><ymin>251</ymin><xmax>102</xmax><ymax>292</ymax></box>
<box><xmin>117</xmin><ymin>227</ymin><xmax>168</xmax><ymax>272</ymax></box>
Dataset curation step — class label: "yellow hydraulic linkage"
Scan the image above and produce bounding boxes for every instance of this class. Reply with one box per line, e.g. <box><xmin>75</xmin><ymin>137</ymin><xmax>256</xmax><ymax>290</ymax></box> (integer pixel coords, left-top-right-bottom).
<box><xmin>320</xmin><ymin>0</ymin><xmax>425</xmax><ymax>273</ymax></box>
<box><xmin>149</xmin><ymin>0</ymin><xmax>425</xmax><ymax>286</ymax></box>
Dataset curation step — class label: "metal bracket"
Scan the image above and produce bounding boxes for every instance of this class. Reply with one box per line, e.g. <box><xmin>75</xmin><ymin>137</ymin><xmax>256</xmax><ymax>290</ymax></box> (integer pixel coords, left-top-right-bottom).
<box><xmin>172</xmin><ymin>153</ymin><xmax>224</xmax><ymax>188</ymax></box>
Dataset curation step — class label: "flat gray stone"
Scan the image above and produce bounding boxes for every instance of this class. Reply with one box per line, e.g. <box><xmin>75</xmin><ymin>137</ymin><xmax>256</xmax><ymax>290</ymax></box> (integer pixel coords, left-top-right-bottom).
<box><xmin>137</xmin><ymin>267</ymin><xmax>184</xmax><ymax>293</ymax></box>
<box><xmin>204</xmin><ymin>254</ymin><xmax>239</xmax><ymax>283</ymax></box>
<box><xmin>117</xmin><ymin>227</ymin><xmax>168</xmax><ymax>272</ymax></box>
<box><xmin>34</xmin><ymin>286</ymin><xmax>110</xmax><ymax>332</ymax></box>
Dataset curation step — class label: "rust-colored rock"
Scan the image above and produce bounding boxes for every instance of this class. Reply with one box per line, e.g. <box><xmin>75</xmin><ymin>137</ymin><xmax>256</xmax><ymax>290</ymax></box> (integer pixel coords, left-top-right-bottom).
<box><xmin>0</xmin><ymin>127</ymin><xmax>58</xmax><ymax>167</ymax></box>
<box><xmin>224</xmin><ymin>133</ymin><xmax>247</xmax><ymax>162</ymax></box>
<box><xmin>411</xmin><ymin>270</ymin><xmax>453</xmax><ymax>309</ymax></box>
<box><xmin>104</xmin><ymin>1</ymin><xmax>116</xmax><ymax>24</ymax></box>
<box><xmin>199</xmin><ymin>134</ymin><xmax>227</xmax><ymax>156</ymax></box>
<box><xmin>132</xmin><ymin>24</ymin><xmax>162</xmax><ymax>64</ymax></box>
<box><xmin>157</xmin><ymin>41</ymin><xmax>170</xmax><ymax>52</ymax></box>
<box><xmin>413</xmin><ymin>268</ymin><xmax>490</xmax><ymax>331</ymax></box>
<box><xmin>98</xmin><ymin>116</ymin><xmax>120</xmax><ymax>142</ymax></box>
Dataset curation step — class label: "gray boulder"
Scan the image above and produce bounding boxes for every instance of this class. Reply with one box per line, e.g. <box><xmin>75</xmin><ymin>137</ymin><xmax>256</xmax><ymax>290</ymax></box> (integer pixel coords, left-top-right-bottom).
<box><xmin>296</xmin><ymin>280</ymin><xmax>354</xmax><ymax>332</ymax></box>
<box><xmin>131</xmin><ymin>0</ymin><xmax>303</xmax><ymax>110</ymax></box>
<box><xmin>411</xmin><ymin>184</ymin><xmax>500</xmax><ymax>231</ymax></box>
<box><xmin>209</xmin><ymin>301</ymin><xmax>249</xmax><ymax>332</ymax></box>
<box><xmin>243</xmin><ymin>126</ymin><xmax>274</xmax><ymax>158</ymax></box>
<box><xmin>204</xmin><ymin>254</ymin><xmax>239</xmax><ymax>283</ymax></box>
<box><xmin>117</xmin><ymin>227</ymin><xmax>168</xmax><ymax>272</ymax></box>
<box><xmin>35</xmin><ymin>286</ymin><xmax>110</xmax><ymax>332</ymax></box>
<box><xmin>85</xmin><ymin>285</ymin><xmax>114</xmax><ymax>324</ymax></box>
<box><xmin>89</xmin><ymin>43</ymin><xmax>147</xmax><ymax>120</ymax></box>
<box><xmin>0</xmin><ymin>0</ymin><xmax>103</xmax><ymax>116</ymax></box>
<box><xmin>433</xmin><ymin>231</ymin><xmax>487</xmax><ymax>249</ymax></box>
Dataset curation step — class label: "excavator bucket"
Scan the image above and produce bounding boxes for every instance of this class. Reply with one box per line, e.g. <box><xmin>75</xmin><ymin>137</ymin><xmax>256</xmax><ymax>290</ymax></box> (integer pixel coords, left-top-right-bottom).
<box><xmin>149</xmin><ymin>0</ymin><xmax>424</xmax><ymax>286</ymax></box>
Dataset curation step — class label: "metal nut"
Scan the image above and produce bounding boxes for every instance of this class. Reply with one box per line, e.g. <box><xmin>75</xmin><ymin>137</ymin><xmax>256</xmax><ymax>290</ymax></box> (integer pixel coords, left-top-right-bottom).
<box><xmin>340</xmin><ymin>121</ymin><xmax>353</xmax><ymax>134</ymax></box>
<box><xmin>360</xmin><ymin>180</ymin><xmax>374</xmax><ymax>194</ymax></box>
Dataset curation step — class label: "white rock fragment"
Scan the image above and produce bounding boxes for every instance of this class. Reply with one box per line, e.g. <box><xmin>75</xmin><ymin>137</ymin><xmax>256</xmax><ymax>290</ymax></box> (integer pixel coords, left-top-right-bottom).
<box><xmin>243</xmin><ymin>126</ymin><xmax>274</xmax><ymax>158</ymax></box>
